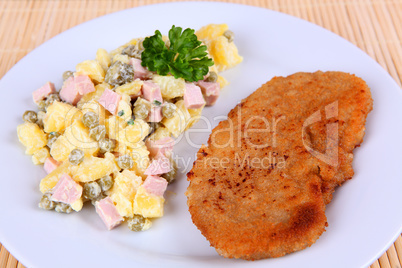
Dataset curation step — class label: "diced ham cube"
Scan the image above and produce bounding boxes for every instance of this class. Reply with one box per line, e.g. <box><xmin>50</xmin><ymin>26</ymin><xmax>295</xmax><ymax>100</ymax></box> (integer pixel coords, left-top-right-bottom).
<box><xmin>95</xmin><ymin>197</ymin><xmax>123</xmax><ymax>230</ymax></box>
<box><xmin>146</xmin><ymin>136</ymin><xmax>174</xmax><ymax>158</ymax></box>
<box><xmin>60</xmin><ymin>77</ymin><xmax>80</xmax><ymax>105</ymax></box>
<box><xmin>44</xmin><ymin>157</ymin><xmax>60</xmax><ymax>174</ymax></box>
<box><xmin>98</xmin><ymin>88</ymin><xmax>122</xmax><ymax>115</ymax></box>
<box><xmin>32</xmin><ymin>82</ymin><xmax>56</xmax><ymax>103</ymax></box>
<box><xmin>130</xmin><ymin>58</ymin><xmax>152</xmax><ymax>80</ymax></box>
<box><xmin>51</xmin><ymin>174</ymin><xmax>82</xmax><ymax>205</ymax></box>
<box><xmin>59</xmin><ymin>75</ymin><xmax>96</xmax><ymax>105</ymax></box>
<box><xmin>143</xmin><ymin>175</ymin><xmax>168</xmax><ymax>196</ymax></box>
<box><xmin>144</xmin><ymin>154</ymin><xmax>172</xmax><ymax>175</ymax></box>
<box><xmin>142</xmin><ymin>81</ymin><xmax>163</xmax><ymax>103</ymax></box>
<box><xmin>74</xmin><ymin>75</ymin><xmax>96</xmax><ymax>95</ymax></box>
<box><xmin>184</xmin><ymin>83</ymin><xmax>205</xmax><ymax>109</ymax></box>
<box><xmin>147</xmin><ymin>106</ymin><xmax>163</xmax><ymax>123</ymax></box>
<box><xmin>197</xmin><ymin>81</ymin><xmax>220</xmax><ymax>106</ymax></box>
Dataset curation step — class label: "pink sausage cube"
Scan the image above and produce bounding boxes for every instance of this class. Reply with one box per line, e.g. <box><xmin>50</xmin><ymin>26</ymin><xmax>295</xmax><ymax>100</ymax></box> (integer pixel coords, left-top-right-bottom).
<box><xmin>146</xmin><ymin>136</ymin><xmax>174</xmax><ymax>158</ymax></box>
<box><xmin>147</xmin><ymin>106</ymin><xmax>163</xmax><ymax>123</ymax></box>
<box><xmin>143</xmin><ymin>175</ymin><xmax>168</xmax><ymax>196</ymax></box>
<box><xmin>32</xmin><ymin>82</ymin><xmax>56</xmax><ymax>103</ymax></box>
<box><xmin>144</xmin><ymin>154</ymin><xmax>172</xmax><ymax>176</ymax></box>
<box><xmin>130</xmin><ymin>58</ymin><xmax>152</xmax><ymax>80</ymax></box>
<box><xmin>51</xmin><ymin>174</ymin><xmax>82</xmax><ymax>205</ymax></box>
<box><xmin>74</xmin><ymin>75</ymin><xmax>96</xmax><ymax>95</ymax></box>
<box><xmin>184</xmin><ymin>83</ymin><xmax>205</xmax><ymax>109</ymax></box>
<box><xmin>60</xmin><ymin>76</ymin><xmax>81</xmax><ymax>105</ymax></box>
<box><xmin>142</xmin><ymin>81</ymin><xmax>163</xmax><ymax>103</ymax></box>
<box><xmin>95</xmin><ymin>197</ymin><xmax>123</xmax><ymax>230</ymax></box>
<box><xmin>44</xmin><ymin>157</ymin><xmax>60</xmax><ymax>174</ymax></box>
<box><xmin>98</xmin><ymin>88</ymin><xmax>122</xmax><ymax>115</ymax></box>
<box><xmin>197</xmin><ymin>81</ymin><xmax>220</xmax><ymax>106</ymax></box>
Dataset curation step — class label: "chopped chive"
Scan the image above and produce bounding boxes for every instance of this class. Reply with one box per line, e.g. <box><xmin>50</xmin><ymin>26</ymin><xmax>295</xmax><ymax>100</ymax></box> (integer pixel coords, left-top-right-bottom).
<box><xmin>118</xmin><ymin>110</ymin><xmax>125</xmax><ymax>117</ymax></box>
<box><xmin>127</xmin><ymin>118</ymin><xmax>135</xmax><ymax>125</ymax></box>
<box><xmin>153</xmin><ymin>100</ymin><xmax>162</xmax><ymax>106</ymax></box>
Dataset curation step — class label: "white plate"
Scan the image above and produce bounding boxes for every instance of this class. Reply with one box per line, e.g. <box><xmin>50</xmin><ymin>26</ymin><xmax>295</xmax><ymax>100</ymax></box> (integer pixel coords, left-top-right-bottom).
<box><xmin>0</xmin><ymin>2</ymin><xmax>401</xmax><ymax>268</ymax></box>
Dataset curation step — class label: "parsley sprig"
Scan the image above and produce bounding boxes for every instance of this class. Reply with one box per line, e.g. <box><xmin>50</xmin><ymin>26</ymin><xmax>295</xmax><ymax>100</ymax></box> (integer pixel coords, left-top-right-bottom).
<box><xmin>141</xmin><ymin>26</ymin><xmax>214</xmax><ymax>82</ymax></box>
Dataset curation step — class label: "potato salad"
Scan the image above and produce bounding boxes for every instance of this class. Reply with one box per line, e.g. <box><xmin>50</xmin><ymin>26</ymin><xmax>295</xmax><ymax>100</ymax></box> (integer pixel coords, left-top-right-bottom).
<box><xmin>17</xmin><ymin>24</ymin><xmax>242</xmax><ymax>231</ymax></box>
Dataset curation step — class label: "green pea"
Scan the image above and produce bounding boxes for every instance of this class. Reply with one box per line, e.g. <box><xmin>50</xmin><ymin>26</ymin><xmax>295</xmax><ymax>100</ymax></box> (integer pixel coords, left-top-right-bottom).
<box><xmin>37</xmin><ymin>100</ymin><xmax>47</xmax><ymax>112</ymax></box>
<box><xmin>47</xmin><ymin>132</ymin><xmax>60</xmax><ymax>148</ymax></box>
<box><xmin>63</xmin><ymin>71</ymin><xmax>74</xmax><ymax>81</ymax></box>
<box><xmin>82</xmin><ymin>112</ymin><xmax>99</xmax><ymax>129</ymax></box>
<box><xmin>117</xmin><ymin>154</ymin><xmax>134</xmax><ymax>170</ymax></box>
<box><xmin>83</xmin><ymin>181</ymin><xmax>102</xmax><ymax>200</ymax></box>
<box><xmin>127</xmin><ymin>215</ymin><xmax>147</xmax><ymax>232</ymax></box>
<box><xmin>223</xmin><ymin>30</ymin><xmax>234</xmax><ymax>42</ymax></box>
<box><xmin>99</xmin><ymin>138</ymin><xmax>116</xmax><ymax>153</ymax></box>
<box><xmin>162</xmin><ymin>103</ymin><xmax>176</xmax><ymax>119</ymax></box>
<box><xmin>89</xmin><ymin>125</ymin><xmax>106</xmax><ymax>141</ymax></box>
<box><xmin>22</xmin><ymin>111</ymin><xmax>38</xmax><ymax>123</ymax></box>
<box><xmin>162</xmin><ymin>159</ymin><xmax>177</xmax><ymax>184</ymax></box>
<box><xmin>205</xmin><ymin>71</ymin><xmax>218</xmax><ymax>83</ymax></box>
<box><xmin>133</xmin><ymin>104</ymin><xmax>149</xmax><ymax>120</ymax></box>
<box><xmin>98</xmin><ymin>175</ymin><xmax>114</xmax><ymax>192</ymax></box>
<box><xmin>69</xmin><ymin>149</ymin><xmax>84</xmax><ymax>165</ymax></box>
<box><xmin>45</xmin><ymin>94</ymin><xmax>60</xmax><ymax>106</ymax></box>
<box><xmin>105</xmin><ymin>61</ymin><xmax>134</xmax><ymax>87</ymax></box>
<box><xmin>38</xmin><ymin>193</ymin><xmax>56</xmax><ymax>210</ymax></box>
<box><xmin>55</xmin><ymin>203</ymin><xmax>73</xmax><ymax>213</ymax></box>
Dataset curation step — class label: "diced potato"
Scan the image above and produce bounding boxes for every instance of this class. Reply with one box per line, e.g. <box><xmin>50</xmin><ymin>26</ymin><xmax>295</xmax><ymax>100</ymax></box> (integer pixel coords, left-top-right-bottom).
<box><xmin>39</xmin><ymin>161</ymin><xmax>71</xmax><ymax>193</ymax></box>
<box><xmin>112</xmin><ymin>54</ymin><xmax>130</xmax><ymax>64</ymax></box>
<box><xmin>217</xmin><ymin>74</ymin><xmax>229</xmax><ymax>88</ymax></box>
<box><xmin>109</xmin><ymin>170</ymin><xmax>143</xmax><ymax>217</ymax></box>
<box><xmin>133</xmin><ymin>186</ymin><xmax>165</xmax><ymax>218</ymax></box>
<box><xmin>37</xmin><ymin>111</ymin><xmax>46</xmax><ymax>124</ymax></box>
<box><xmin>162</xmin><ymin>100</ymin><xmax>190</xmax><ymax>137</ymax></box>
<box><xmin>196</xmin><ymin>23</ymin><xmax>229</xmax><ymax>40</ymax></box>
<box><xmin>106</xmin><ymin>115</ymin><xmax>126</xmax><ymax>140</ymax></box>
<box><xmin>51</xmin><ymin>120</ymin><xmax>98</xmax><ymax>163</ymax></box>
<box><xmin>43</xmin><ymin>101</ymin><xmax>82</xmax><ymax>133</ymax></box>
<box><xmin>110</xmin><ymin>193</ymin><xmax>133</xmax><ymax>218</ymax></box>
<box><xmin>63</xmin><ymin>120</ymin><xmax>98</xmax><ymax>154</ymax></box>
<box><xmin>111</xmin><ymin>170</ymin><xmax>143</xmax><ymax>198</ymax></box>
<box><xmin>81</xmin><ymin>100</ymin><xmax>109</xmax><ymax>125</ymax></box>
<box><xmin>147</xmin><ymin>127</ymin><xmax>170</xmax><ymax>142</ymax></box>
<box><xmin>32</xmin><ymin>147</ymin><xmax>50</xmax><ymax>165</ymax></box>
<box><xmin>115</xmin><ymin>79</ymin><xmax>143</xmax><ymax>96</ymax></box>
<box><xmin>50</xmin><ymin>135</ymin><xmax>72</xmax><ymax>162</ymax></box>
<box><xmin>76</xmin><ymin>60</ymin><xmax>105</xmax><ymax>84</ymax></box>
<box><xmin>121</xmin><ymin>119</ymin><xmax>150</xmax><ymax>148</ymax></box>
<box><xmin>152</xmin><ymin>75</ymin><xmax>185</xmax><ymax>100</ymax></box>
<box><xmin>69</xmin><ymin>152</ymin><xmax>119</xmax><ymax>182</ymax></box>
<box><xmin>96</xmin><ymin>48</ymin><xmax>111</xmax><ymax>72</ymax></box>
<box><xmin>209</xmin><ymin>36</ymin><xmax>243</xmax><ymax>72</ymax></box>
<box><xmin>77</xmin><ymin>82</ymin><xmax>111</xmax><ymax>109</ymax></box>
<box><xmin>17</xmin><ymin>123</ymin><xmax>47</xmax><ymax>155</ymax></box>
<box><xmin>113</xmin><ymin>141</ymin><xmax>128</xmax><ymax>156</ymax></box>
<box><xmin>116</xmin><ymin>94</ymin><xmax>132</xmax><ymax>121</ymax></box>
<box><xmin>128</xmin><ymin>142</ymin><xmax>150</xmax><ymax>178</ymax></box>
<box><xmin>186</xmin><ymin>106</ymin><xmax>205</xmax><ymax>129</ymax></box>
<box><xmin>71</xmin><ymin>198</ymin><xmax>83</xmax><ymax>212</ymax></box>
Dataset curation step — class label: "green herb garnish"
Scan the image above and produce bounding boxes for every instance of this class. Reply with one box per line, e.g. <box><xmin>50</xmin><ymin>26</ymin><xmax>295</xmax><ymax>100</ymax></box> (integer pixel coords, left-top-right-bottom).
<box><xmin>141</xmin><ymin>25</ymin><xmax>214</xmax><ymax>82</ymax></box>
<box><xmin>153</xmin><ymin>100</ymin><xmax>162</xmax><ymax>106</ymax></box>
<box><xmin>118</xmin><ymin>110</ymin><xmax>125</xmax><ymax>117</ymax></box>
<box><xmin>127</xmin><ymin>118</ymin><xmax>135</xmax><ymax>125</ymax></box>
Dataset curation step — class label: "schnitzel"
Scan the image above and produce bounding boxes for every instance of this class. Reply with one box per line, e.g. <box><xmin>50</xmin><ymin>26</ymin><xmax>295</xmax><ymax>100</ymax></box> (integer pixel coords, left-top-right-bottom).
<box><xmin>186</xmin><ymin>71</ymin><xmax>373</xmax><ymax>260</ymax></box>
